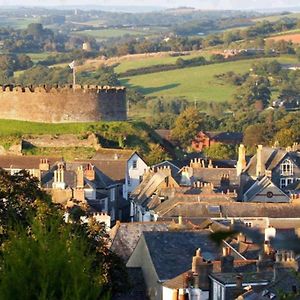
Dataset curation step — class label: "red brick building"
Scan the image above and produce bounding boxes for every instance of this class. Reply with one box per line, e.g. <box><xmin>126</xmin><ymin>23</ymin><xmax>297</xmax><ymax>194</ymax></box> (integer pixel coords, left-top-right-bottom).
<box><xmin>192</xmin><ymin>131</ymin><xmax>243</xmax><ymax>152</ymax></box>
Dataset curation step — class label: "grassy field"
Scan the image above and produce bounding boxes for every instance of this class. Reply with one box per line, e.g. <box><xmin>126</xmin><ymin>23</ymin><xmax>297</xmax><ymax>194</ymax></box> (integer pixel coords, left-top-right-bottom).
<box><xmin>27</xmin><ymin>52</ymin><xmax>57</xmax><ymax>63</ymax></box>
<box><xmin>253</xmin><ymin>12</ymin><xmax>300</xmax><ymax>23</ymax></box>
<box><xmin>74</xmin><ymin>27</ymin><xmax>166</xmax><ymax>40</ymax></box>
<box><xmin>22</xmin><ymin>146</ymin><xmax>96</xmax><ymax>161</ymax></box>
<box><xmin>121</xmin><ymin>55</ymin><xmax>298</xmax><ymax>102</ymax></box>
<box><xmin>114</xmin><ymin>51</ymin><xmax>213</xmax><ymax>74</ymax></box>
<box><xmin>0</xmin><ymin>17</ymin><xmax>38</xmax><ymax>29</ymax></box>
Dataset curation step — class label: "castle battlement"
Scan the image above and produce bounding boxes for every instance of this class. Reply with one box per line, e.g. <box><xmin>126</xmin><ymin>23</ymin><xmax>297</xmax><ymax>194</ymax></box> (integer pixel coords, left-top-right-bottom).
<box><xmin>0</xmin><ymin>85</ymin><xmax>126</xmax><ymax>94</ymax></box>
<box><xmin>0</xmin><ymin>84</ymin><xmax>127</xmax><ymax>123</ymax></box>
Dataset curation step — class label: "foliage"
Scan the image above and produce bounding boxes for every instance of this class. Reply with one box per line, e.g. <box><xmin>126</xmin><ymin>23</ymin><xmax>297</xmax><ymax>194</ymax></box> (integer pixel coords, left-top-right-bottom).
<box><xmin>0</xmin><ymin>170</ymin><xmax>128</xmax><ymax>299</ymax></box>
<box><xmin>243</xmin><ymin>124</ymin><xmax>267</xmax><ymax>150</ymax></box>
<box><xmin>274</xmin><ymin>128</ymin><xmax>299</xmax><ymax>148</ymax></box>
<box><xmin>0</xmin><ymin>219</ymin><xmax>104</xmax><ymax>300</ymax></box>
<box><xmin>144</xmin><ymin>143</ymin><xmax>171</xmax><ymax>165</ymax></box>
<box><xmin>233</xmin><ymin>76</ymin><xmax>271</xmax><ymax>111</ymax></box>
<box><xmin>203</xmin><ymin>143</ymin><xmax>236</xmax><ymax>160</ymax></box>
<box><xmin>171</xmin><ymin>108</ymin><xmax>204</xmax><ymax>149</ymax></box>
<box><xmin>77</xmin><ymin>66</ymin><xmax>120</xmax><ymax>86</ymax></box>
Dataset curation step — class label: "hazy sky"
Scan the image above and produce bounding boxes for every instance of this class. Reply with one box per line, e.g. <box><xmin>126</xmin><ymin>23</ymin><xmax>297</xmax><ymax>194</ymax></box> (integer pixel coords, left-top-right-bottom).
<box><xmin>3</xmin><ymin>0</ymin><xmax>300</xmax><ymax>10</ymax></box>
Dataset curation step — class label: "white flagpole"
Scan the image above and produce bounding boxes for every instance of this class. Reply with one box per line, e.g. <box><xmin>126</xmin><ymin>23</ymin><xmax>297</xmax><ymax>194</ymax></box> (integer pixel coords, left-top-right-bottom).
<box><xmin>69</xmin><ymin>61</ymin><xmax>76</xmax><ymax>92</ymax></box>
<box><xmin>73</xmin><ymin>66</ymin><xmax>76</xmax><ymax>92</ymax></box>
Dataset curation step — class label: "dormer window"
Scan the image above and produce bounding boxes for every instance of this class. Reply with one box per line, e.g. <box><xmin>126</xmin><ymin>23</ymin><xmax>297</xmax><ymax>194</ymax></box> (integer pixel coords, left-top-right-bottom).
<box><xmin>280</xmin><ymin>159</ymin><xmax>293</xmax><ymax>176</ymax></box>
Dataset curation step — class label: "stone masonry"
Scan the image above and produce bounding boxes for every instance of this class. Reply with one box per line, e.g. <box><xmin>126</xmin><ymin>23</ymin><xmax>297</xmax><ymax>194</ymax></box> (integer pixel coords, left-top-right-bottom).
<box><xmin>0</xmin><ymin>85</ymin><xmax>126</xmax><ymax>123</ymax></box>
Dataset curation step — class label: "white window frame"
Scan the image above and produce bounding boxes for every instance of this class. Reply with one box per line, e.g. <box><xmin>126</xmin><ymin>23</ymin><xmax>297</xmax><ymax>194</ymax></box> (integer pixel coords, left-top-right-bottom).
<box><xmin>280</xmin><ymin>159</ymin><xmax>293</xmax><ymax>176</ymax></box>
<box><xmin>280</xmin><ymin>177</ymin><xmax>294</xmax><ymax>189</ymax></box>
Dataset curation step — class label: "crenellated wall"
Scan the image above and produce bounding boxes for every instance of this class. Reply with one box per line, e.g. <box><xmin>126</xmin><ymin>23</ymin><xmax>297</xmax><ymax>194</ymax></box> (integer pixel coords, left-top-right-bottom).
<box><xmin>0</xmin><ymin>85</ymin><xmax>126</xmax><ymax>123</ymax></box>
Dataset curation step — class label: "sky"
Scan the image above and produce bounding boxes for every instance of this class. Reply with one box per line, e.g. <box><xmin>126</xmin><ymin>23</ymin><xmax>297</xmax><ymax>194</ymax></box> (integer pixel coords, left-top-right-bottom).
<box><xmin>2</xmin><ymin>0</ymin><xmax>300</xmax><ymax>10</ymax></box>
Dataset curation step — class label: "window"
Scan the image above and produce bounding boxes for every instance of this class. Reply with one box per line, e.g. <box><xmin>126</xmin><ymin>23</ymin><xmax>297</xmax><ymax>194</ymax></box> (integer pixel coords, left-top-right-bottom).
<box><xmin>280</xmin><ymin>178</ymin><xmax>294</xmax><ymax>189</ymax></box>
<box><xmin>280</xmin><ymin>159</ymin><xmax>293</xmax><ymax>176</ymax></box>
<box><xmin>139</xmin><ymin>175</ymin><xmax>143</xmax><ymax>183</ymax></box>
<box><xmin>132</xmin><ymin>160</ymin><xmax>137</xmax><ymax>169</ymax></box>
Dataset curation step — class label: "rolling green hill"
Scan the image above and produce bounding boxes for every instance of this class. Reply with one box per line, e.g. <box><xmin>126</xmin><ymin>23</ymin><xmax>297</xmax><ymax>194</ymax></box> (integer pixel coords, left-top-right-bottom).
<box><xmin>121</xmin><ymin>55</ymin><xmax>298</xmax><ymax>102</ymax></box>
<box><xmin>114</xmin><ymin>51</ymin><xmax>212</xmax><ymax>74</ymax></box>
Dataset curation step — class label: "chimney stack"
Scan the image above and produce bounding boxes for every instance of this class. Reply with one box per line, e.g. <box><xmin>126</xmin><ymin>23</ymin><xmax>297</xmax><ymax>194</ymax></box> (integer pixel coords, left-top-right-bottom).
<box><xmin>256</xmin><ymin>145</ymin><xmax>265</xmax><ymax>177</ymax></box>
<box><xmin>237</xmin><ymin>144</ymin><xmax>246</xmax><ymax>176</ymax></box>
<box><xmin>191</xmin><ymin>248</ymin><xmax>213</xmax><ymax>291</ymax></box>
<box><xmin>85</xmin><ymin>163</ymin><xmax>95</xmax><ymax>181</ymax></box>
<box><xmin>76</xmin><ymin>166</ymin><xmax>84</xmax><ymax>188</ymax></box>
<box><xmin>221</xmin><ymin>247</ymin><xmax>234</xmax><ymax>273</ymax></box>
<box><xmin>39</xmin><ymin>158</ymin><xmax>50</xmax><ymax>171</ymax></box>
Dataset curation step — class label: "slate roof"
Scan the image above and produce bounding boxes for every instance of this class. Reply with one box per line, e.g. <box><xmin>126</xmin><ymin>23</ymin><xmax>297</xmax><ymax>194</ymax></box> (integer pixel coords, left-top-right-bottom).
<box><xmin>66</xmin><ymin>161</ymin><xmax>115</xmax><ymax>188</ymax></box>
<box><xmin>75</xmin><ymin>159</ymin><xmax>127</xmax><ymax>183</ymax></box>
<box><xmin>244</xmin><ymin>147</ymin><xmax>300</xmax><ymax>177</ymax></box>
<box><xmin>206</xmin><ymin>131</ymin><xmax>243</xmax><ymax>143</ymax></box>
<box><xmin>163</xmin><ymin>260</ymin><xmax>257</xmax><ymax>289</ymax></box>
<box><xmin>189</xmin><ymin>167</ymin><xmax>240</xmax><ymax>191</ymax></box>
<box><xmin>109</xmin><ymin>222</ymin><xmax>170</xmax><ymax>262</ymax></box>
<box><xmin>42</xmin><ymin>169</ymin><xmax>76</xmax><ymax>189</ymax></box>
<box><xmin>243</xmin><ymin>176</ymin><xmax>289</xmax><ymax>202</ymax></box>
<box><xmin>210</xmin><ymin>271</ymin><xmax>273</xmax><ymax>285</ymax></box>
<box><xmin>154</xmin><ymin>200</ymin><xmax>300</xmax><ymax>218</ymax></box>
<box><xmin>132</xmin><ymin>172</ymin><xmax>170</xmax><ymax>206</ymax></box>
<box><xmin>0</xmin><ymin>155</ymin><xmax>61</xmax><ymax>170</ymax></box>
<box><xmin>258</xmin><ymin>268</ymin><xmax>300</xmax><ymax>297</ymax></box>
<box><xmin>142</xmin><ymin>230</ymin><xmax>220</xmax><ymax>280</ymax></box>
<box><xmin>92</xmin><ymin>148</ymin><xmax>135</xmax><ymax>161</ymax></box>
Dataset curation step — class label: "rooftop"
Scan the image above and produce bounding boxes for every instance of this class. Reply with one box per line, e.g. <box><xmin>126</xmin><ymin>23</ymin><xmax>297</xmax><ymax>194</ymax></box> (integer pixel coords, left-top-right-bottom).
<box><xmin>143</xmin><ymin>230</ymin><xmax>220</xmax><ymax>280</ymax></box>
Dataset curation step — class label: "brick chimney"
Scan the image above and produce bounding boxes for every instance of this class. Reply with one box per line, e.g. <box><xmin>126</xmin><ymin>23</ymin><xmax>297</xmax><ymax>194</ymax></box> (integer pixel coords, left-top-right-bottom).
<box><xmin>192</xmin><ymin>248</ymin><xmax>213</xmax><ymax>291</ymax></box>
<box><xmin>85</xmin><ymin>163</ymin><xmax>95</xmax><ymax>181</ymax></box>
<box><xmin>256</xmin><ymin>244</ymin><xmax>274</xmax><ymax>273</ymax></box>
<box><xmin>76</xmin><ymin>165</ymin><xmax>84</xmax><ymax>188</ymax></box>
<box><xmin>256</xmin><ymin>145</ymin><xmax>265</xmax><ymax>177</ymax></box>
<box><xmin>39</xmin><ymin>158</ymin><xmax>50</xmax><ymax>171</ymax></box>
<box><xmin>221</xmin><ymin>247</ymin><xmax>234</xmax><ymax>273</ymax></box>
<box><xmin>237</xmin><ymin>144</ymin><xmax>246</xmax><ymax>176</ymax></box>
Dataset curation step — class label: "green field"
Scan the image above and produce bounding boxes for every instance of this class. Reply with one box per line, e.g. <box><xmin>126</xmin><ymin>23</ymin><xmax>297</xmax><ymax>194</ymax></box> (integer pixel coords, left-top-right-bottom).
<box><xmin>253</xmin><ymin>12</ymin><xmax>300</xmax><ymax>23</ymax></box>
<box><xmin>0</xmin><ymin>17</ymin><xmax>38</xmax><ymax>29</ymax></box>
<box><xmin>114</xmin><ymin>51</ymin><xmax>212</xmax><ymax>74</ymax></box>
<box><xmin>121</xmin><ymin>55</ymin><xmax>298</xmax><ymax>102</ymax></box>
<box><xmin>269</xmin><ymin>28</ymin><xmax>300</xmax><ymax>36</ymax></box>
<box><xmin>27</xmin><ymin>52</ymin><xmax>57</xmax><ymax>63</ymax></box>
<box><xmin>74</xmin><ymin>27</ymin><xmax>166</xmax><ymax>40</ymax></box>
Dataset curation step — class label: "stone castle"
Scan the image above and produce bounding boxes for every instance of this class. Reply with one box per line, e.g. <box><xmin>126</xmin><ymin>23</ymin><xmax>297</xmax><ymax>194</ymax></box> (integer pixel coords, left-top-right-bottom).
<box><xmin>0</xmin><ymin>85</ymin><xmax>127</xmax><ymax>123</ymax></box>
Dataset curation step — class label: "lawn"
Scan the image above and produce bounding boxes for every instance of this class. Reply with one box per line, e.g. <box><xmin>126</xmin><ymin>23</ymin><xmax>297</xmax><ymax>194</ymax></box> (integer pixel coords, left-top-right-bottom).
<box><xmin>114</xmin><ymin>51</ymin><xmax>213</xmax><ymax>74</ymax></box>
<box><xmin>121</xmin><ymin>55</ymin><xmax>299</xmax><ymax>102</ymax></box>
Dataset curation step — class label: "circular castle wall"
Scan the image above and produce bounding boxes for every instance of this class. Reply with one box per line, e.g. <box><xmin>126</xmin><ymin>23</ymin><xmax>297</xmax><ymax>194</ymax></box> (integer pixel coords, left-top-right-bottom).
<box><xmin>0</xmin><ymin>85</ymin><xmax>127</xmax><ymax>123</ymax></box>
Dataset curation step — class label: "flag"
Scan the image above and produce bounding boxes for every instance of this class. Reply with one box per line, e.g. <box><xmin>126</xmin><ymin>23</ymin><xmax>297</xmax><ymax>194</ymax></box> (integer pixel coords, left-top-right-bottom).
<box><xmin>69</xmin><ymin>60</ymin><xmax>76</xmax><ymax>69</ymax></box>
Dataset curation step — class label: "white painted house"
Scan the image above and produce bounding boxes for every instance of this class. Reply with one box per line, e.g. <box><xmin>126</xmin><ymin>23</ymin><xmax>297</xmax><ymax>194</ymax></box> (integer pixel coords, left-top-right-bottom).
<box><xmin>123</xmin><ymin>152</ymin><xmax>148</xmax><ymax>200</ymax></box>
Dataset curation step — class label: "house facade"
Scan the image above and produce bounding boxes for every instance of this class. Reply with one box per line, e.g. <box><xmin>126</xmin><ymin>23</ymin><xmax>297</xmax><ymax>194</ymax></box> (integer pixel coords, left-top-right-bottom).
<box><xmin>192</xmin><ymin>131</ymin><xmax>243</xmax><ymax>152</ymax></box>
<box><xmin>239</xmin><ymin>144</ymin><xmax>300</xmax><ymax>201</ymax></box>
